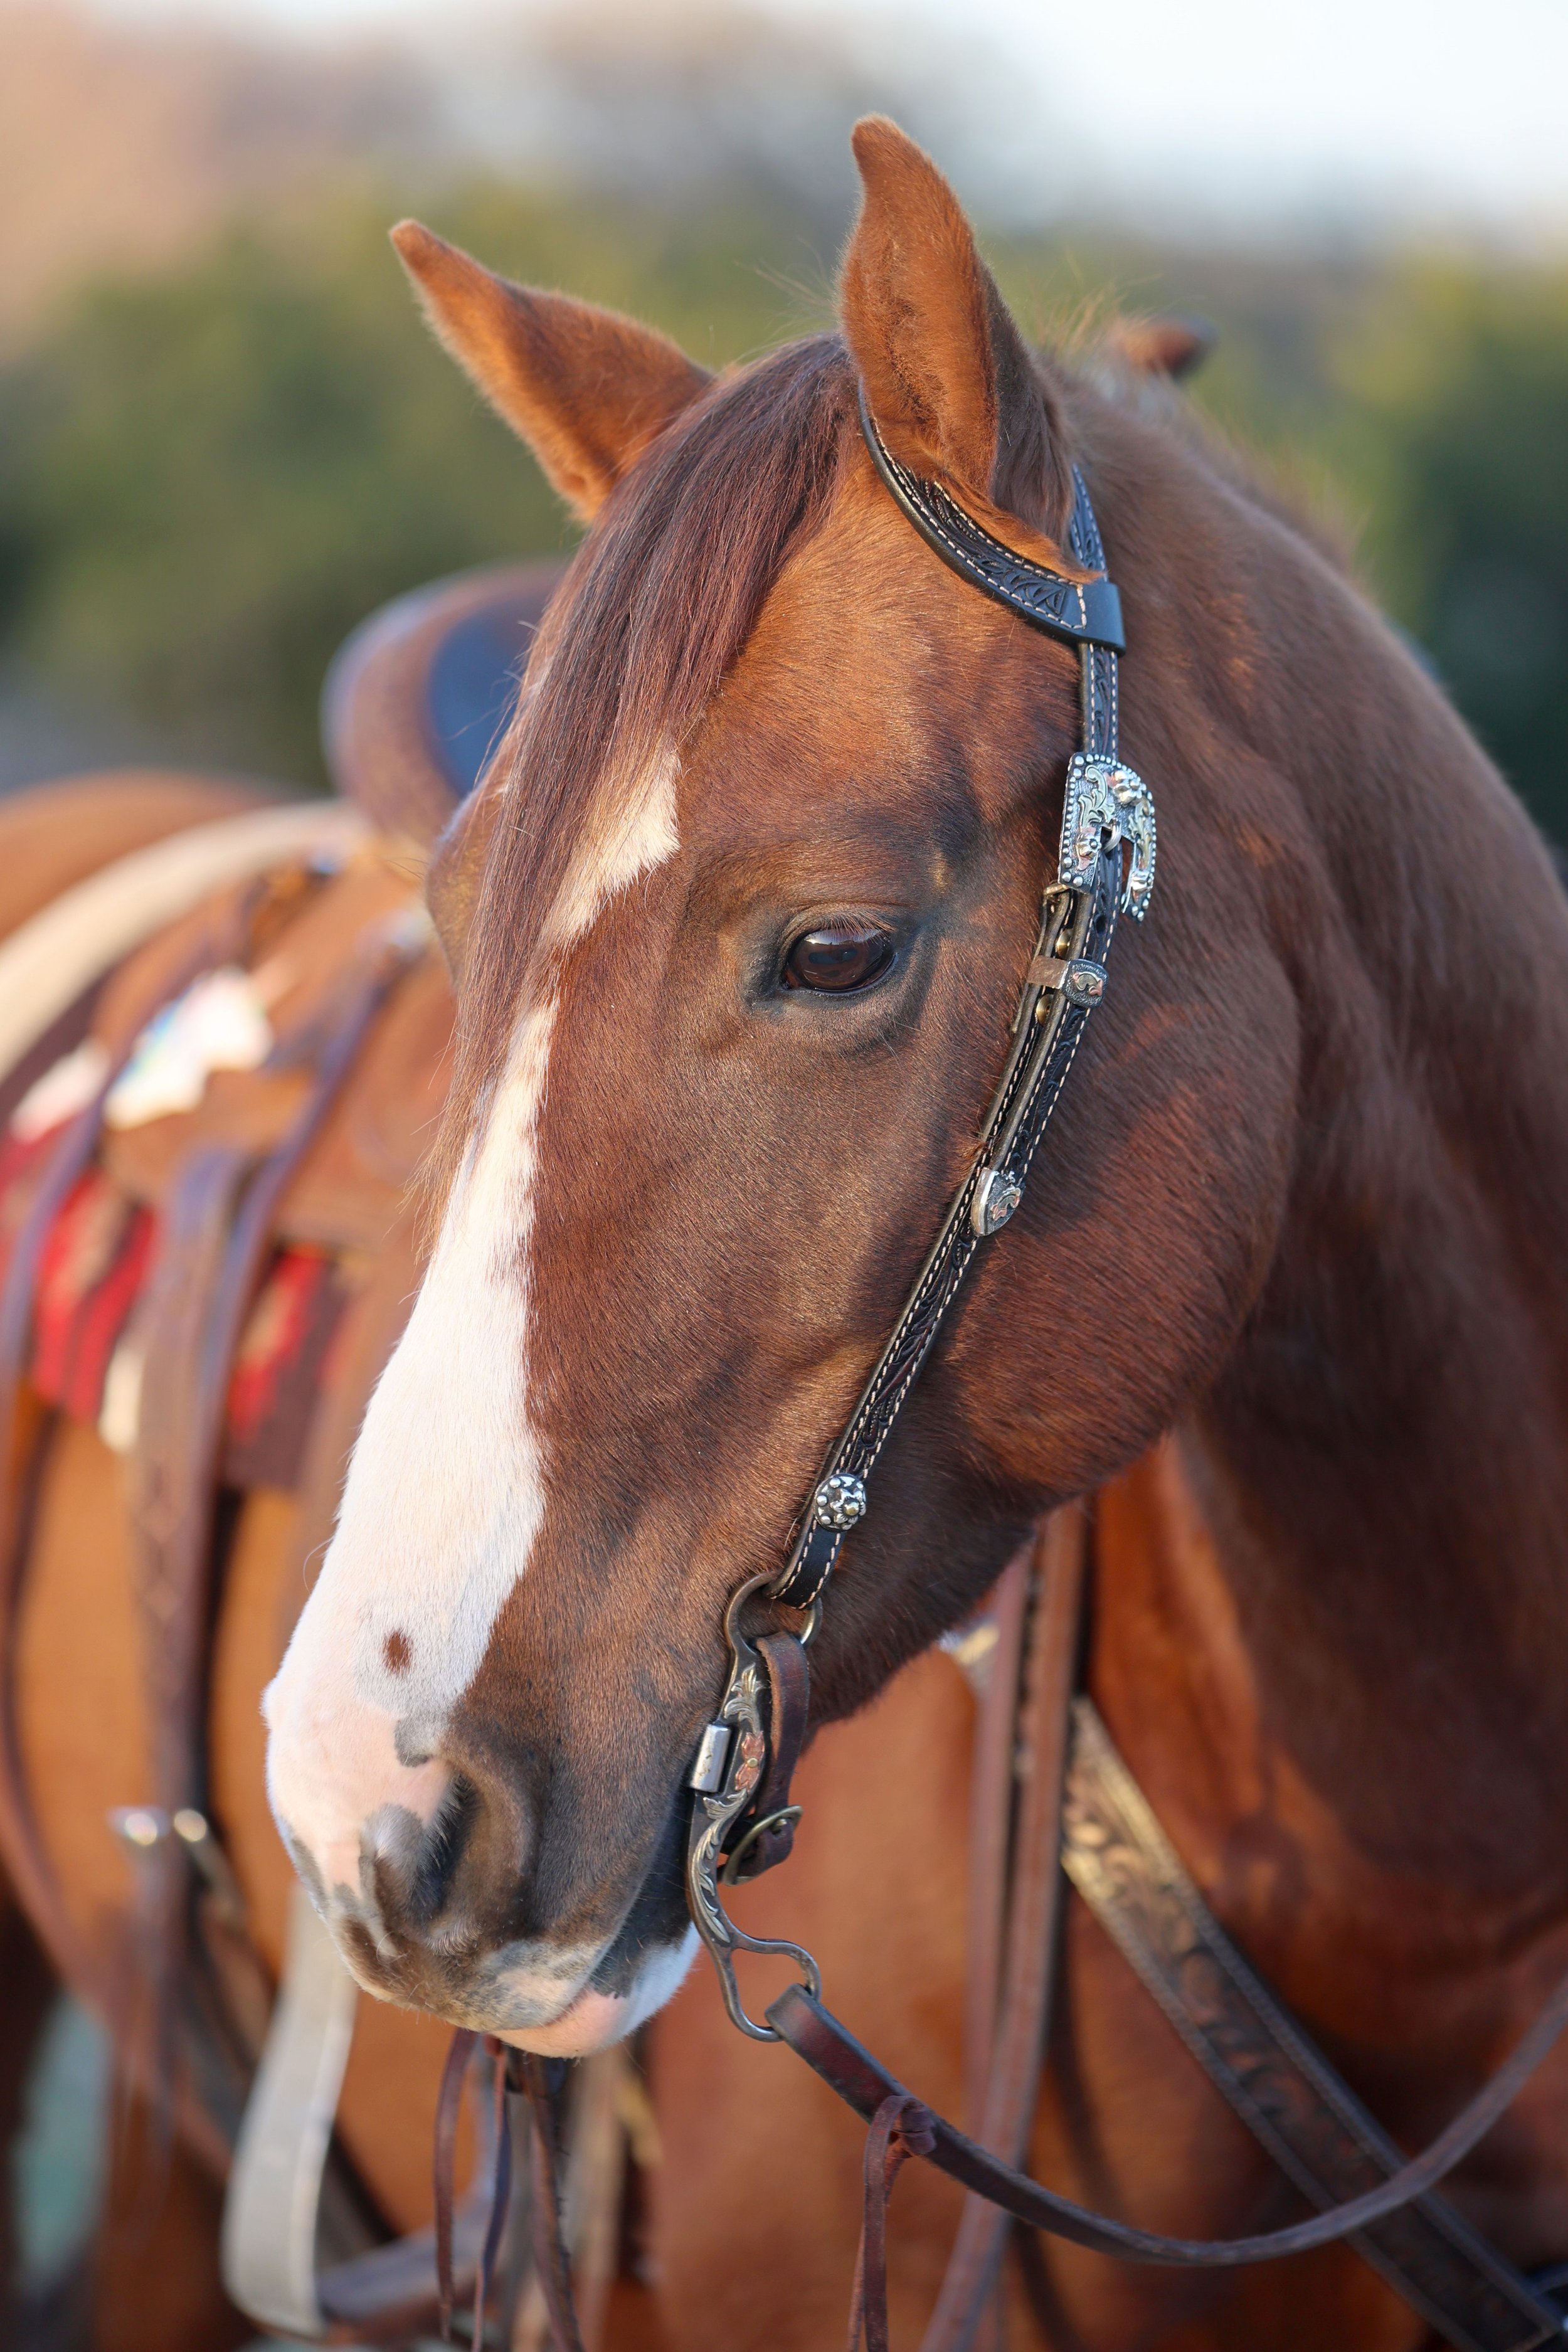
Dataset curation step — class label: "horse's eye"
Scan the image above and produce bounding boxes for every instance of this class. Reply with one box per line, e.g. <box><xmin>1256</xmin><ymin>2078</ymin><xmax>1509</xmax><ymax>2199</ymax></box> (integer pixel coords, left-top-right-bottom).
<box><xmin>782</xmin><ymin>920</ymin><xmax>895</xmax><ymax>993</ymax></box>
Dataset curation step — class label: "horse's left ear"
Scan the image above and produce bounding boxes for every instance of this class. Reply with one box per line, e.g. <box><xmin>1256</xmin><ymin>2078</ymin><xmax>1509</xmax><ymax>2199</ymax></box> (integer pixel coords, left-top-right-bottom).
<box><xmin>426</xmin><ymin>774</ymin><xmax>502</xmax><ymax>986</ymax></box>
<box><xmin>391</xmin><ymin>221</ymin><xmax>713</xmax><ymax>522</ymax></box>
<box><xmin>840</xmin><ymin>117</ymin><xmax>1068</xmax><ymax>537</ymax></box>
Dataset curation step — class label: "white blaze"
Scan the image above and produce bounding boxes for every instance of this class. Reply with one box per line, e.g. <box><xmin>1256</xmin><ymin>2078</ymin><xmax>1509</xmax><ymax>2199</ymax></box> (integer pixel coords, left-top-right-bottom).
<box><xmin>264</xmin><ymin>743</ymin><xmax>681</xmax><ymax>1968</ymax></box>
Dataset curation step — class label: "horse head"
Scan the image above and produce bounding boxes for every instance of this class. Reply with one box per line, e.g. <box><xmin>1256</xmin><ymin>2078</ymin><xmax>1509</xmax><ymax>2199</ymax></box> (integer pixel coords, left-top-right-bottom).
<box><xmin>263</xmin><ymin>119</ymin><xmax>1313</xmax><ymax>2050</ymax></box>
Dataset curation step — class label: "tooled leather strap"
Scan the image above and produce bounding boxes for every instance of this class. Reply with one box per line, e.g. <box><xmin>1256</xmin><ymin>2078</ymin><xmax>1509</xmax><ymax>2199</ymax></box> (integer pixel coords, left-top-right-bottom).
<box><xmin>775</xmin><ymin>428</ymin><xmax>1140</xmax><ymax>1609</ymax></box>
<box><xmin>1062</xmin><ymin>1701</ymin><xmax>1564</xmax><ymax>2352</ymax></box>
<box><xmin>773</xmin><ymin>844</ymin><xmax>1120</xmax><ymax>1607</ymax></box>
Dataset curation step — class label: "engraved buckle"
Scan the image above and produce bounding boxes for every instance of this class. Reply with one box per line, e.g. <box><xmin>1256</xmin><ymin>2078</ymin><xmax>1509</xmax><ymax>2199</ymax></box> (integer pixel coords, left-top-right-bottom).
<box><xmin>1027</xmin><ymin>955</ymin><xmax>1108</xmax><ymax>1008</ymax></box>
<box><xmin>1059</xmin><ymin>754</ymin><xmax>1157</xmax><ymax>920</ymax></box>
<box><xmin>972</xmin><ymin>1167</ymin><xmax>1023</xmax><ymax>1238</ymax></box>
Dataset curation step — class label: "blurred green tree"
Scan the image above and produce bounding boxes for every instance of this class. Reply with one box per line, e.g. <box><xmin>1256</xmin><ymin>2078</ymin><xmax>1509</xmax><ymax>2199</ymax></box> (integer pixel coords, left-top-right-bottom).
<box><xmin>0</xmin><ymin>184</ymin><xmax>830</xmax><ymax>786</ymax></box>
<box><xmin>1332</xmin><ymin>265</ymin><xmax>1568</xmax><ymax>843</ymax></box>
<box><xmin>1</xmin><ymin>188</ymin><xmax>1564</xmax><ymax>842</ymax></box>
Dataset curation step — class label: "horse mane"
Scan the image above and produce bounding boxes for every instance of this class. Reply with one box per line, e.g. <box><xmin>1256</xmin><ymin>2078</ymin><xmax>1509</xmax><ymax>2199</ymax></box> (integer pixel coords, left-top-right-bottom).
<box><xmin>433</xmin><ymin>331</ymin><xmax>855</xmax><ymax>1198</ymax></box>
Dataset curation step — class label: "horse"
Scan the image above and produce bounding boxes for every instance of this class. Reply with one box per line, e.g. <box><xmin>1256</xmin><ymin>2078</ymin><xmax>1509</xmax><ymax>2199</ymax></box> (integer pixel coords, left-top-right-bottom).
<box><xmin>6</xmin><ymin>112</ymin><xmax>1568</xmax><ymax>2351</ymax></box>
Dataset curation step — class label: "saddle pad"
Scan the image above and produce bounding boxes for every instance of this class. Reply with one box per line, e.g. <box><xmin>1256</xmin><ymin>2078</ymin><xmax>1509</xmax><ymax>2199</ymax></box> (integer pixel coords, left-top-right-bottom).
<box><xmin>0</xmin><ymin>800</ymin><xmax>368</xmax><ymax>1092</ymax></box>
<box><xmin>1</xmin><ymin>826</ymin><xmax>453</xmax><ymax>1492</ymax></box>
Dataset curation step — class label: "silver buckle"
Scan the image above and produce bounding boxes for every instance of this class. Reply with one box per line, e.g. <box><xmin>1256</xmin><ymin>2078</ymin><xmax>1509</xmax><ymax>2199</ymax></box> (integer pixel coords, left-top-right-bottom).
<box><xmin>1059</xmin><ymin>754</ymin><xmax>1157</xmax><ymax>920</ymax></box>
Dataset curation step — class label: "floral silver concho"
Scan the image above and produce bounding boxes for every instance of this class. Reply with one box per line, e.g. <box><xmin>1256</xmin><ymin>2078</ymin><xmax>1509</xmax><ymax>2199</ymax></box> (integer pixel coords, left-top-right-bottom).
<box><xmin>1059</xmin><ymin>753</ymin><xmax>1157</xmax><ymax>921</ymax></box>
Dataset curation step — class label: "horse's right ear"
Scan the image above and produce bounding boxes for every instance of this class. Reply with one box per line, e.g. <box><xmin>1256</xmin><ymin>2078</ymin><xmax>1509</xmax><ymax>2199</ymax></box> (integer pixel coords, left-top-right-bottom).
<box><xmin>839</xmin><ymin>117</ymin><xmax>1070</xmax><ymax>539</ymax></box>
<box><xmin>391</xmin><ymin>222</ymin><xmax>713</xmax><ymax>523</ymax></box>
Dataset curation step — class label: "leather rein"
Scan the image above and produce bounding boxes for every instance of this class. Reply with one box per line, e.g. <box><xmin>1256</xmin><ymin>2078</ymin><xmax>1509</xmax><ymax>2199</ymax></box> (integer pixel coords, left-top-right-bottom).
<box><xmin>672</xmin><ymin>397</ymin><xmax>1568</xmax><ymax>2343</ymax></box>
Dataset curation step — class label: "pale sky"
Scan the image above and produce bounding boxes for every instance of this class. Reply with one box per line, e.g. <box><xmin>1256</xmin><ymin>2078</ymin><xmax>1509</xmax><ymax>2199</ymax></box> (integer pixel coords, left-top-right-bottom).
<box><xmin>93</xmin><ymin>0</ymin><xmax>1568</xmax><ymax>245</ymax></box>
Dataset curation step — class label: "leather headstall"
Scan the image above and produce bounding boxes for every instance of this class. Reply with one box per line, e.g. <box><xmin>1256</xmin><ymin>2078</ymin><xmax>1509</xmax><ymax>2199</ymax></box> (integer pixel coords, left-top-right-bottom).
<box><xmin>683</xmin><ymin>395</ymin><xmax>1157</xmax><ymax>2036</ymax></box>
<box><xmin>677</xmin><ymin>395</ymin><xmax>1568</xmax><ymax>2352</ymax></box>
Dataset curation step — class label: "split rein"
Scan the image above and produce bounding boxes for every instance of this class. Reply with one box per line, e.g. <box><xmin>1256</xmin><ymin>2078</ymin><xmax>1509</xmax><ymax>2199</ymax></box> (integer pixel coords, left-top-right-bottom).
<box><xmin>434</xmin><ymin>2032</ymin><xmax>585</xmax><ymax>2352</ymax></box>
<box><xmin>432</xmin><ymin>402</ymin><xmax>1568</xmax><ymax>2346</ymax></box>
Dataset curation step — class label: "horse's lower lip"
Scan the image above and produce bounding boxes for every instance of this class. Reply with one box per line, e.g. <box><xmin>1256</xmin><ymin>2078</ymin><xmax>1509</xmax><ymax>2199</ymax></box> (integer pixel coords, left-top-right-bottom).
<box><xmin>495</xmin><ymin>1979</ymin><xmax>624</xmax><ymax>2057</ymax></box>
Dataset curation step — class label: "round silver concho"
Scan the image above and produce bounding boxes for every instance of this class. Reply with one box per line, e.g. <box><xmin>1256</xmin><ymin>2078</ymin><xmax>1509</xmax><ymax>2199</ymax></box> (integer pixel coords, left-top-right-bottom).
<box><xmin>813</xmin><ymin>1473</ymin><xmax>868</xmax><ymax>1531</ymax></box>
<box><xmin>971</xmin><ymin>1167</ymin><xmax>1023</xmax><ymax>1239</ymax></box>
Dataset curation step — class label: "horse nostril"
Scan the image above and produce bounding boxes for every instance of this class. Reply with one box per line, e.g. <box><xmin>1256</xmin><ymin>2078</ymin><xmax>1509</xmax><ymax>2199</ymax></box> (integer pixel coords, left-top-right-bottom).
<box><xmin>361</xmin><ymin>1767</ymin><xmax>484</xmax><ymax>1940</ymax></box>
<box><xmin>405</xmin><ymin>1769</ymin><xmax>483</xmax><ymax>1923</ymax></box>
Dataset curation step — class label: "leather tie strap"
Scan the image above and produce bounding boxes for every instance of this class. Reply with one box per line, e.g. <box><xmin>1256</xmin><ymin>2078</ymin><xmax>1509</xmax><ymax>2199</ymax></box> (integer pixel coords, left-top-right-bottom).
<box><xmin>845</xmin><ymin>2095</ymin><xmax>939</xmax><ymax>2352</ymax></box>
<box><xmin>920</xmin><ymin>1512</ymin><xmax>1085</xmax><ymax>2352</ymax></box>
<box><xmin>514</xmin><ymin>2052</ymin><xmax>589</xmax><ymax>2352</ymax></box>
<box><xmin>433</xmin><ymin>2027</ymin><xmax>478</xmax><ymax>2343</ymax></box>
<box><xmin>475</xmin><ymin>2042</ymin><xmax>513</xmax><ymax>2348</ymax></box>
<box><xmin>766</xmin><ymin>1971</ymin><xmax>1568</xmax><ymax>2275</ymax></box>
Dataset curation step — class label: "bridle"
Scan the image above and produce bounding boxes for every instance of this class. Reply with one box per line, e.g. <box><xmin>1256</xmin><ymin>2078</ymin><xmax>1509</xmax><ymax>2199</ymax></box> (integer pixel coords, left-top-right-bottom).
<box><xmin>674</xmin><ymin>393</ymin><xmax>1568</xmax><ymax>2341</ymax></box>
<box><xmin>686</xmin><ymin>394</ymin><xmax>1155</xmax><ymax>2038</ymax></box>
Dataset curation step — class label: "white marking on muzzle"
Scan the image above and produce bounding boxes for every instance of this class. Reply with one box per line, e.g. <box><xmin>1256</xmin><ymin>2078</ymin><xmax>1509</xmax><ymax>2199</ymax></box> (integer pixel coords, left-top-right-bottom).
<box><xmin>264</xmin><ymin>744</ymin><xmax>680</xmax><ymax>1927</ymax></box>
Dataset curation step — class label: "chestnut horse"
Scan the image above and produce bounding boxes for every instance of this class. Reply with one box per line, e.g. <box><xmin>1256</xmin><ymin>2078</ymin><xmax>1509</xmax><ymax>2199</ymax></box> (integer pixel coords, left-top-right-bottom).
<box><xmin>8</xmin><ymin>115</ymin><xmax>1568</xmax><ymax>2351</ymax></box>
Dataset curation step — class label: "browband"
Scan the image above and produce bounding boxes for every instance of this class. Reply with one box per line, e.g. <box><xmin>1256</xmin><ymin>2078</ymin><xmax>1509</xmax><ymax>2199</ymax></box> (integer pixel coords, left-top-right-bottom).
<box><xmin>859</xmin><ymin>393</ymin><xmax>1126</xmax><ymax>652</ymax></box>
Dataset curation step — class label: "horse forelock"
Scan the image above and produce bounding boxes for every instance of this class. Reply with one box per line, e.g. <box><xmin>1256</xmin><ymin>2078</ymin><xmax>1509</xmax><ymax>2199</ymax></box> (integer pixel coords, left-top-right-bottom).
<box><xmin>426</xmin><ymin>332</ymin><xmax>857</xmax><ymax>1216</ymax></box>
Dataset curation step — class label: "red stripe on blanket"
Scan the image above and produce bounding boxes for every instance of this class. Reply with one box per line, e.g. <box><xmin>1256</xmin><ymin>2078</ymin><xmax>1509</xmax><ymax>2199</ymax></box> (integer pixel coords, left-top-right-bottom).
<box><xmin>32</xmin><ymin>1172</ymin><xmax>152</xmax><ymax>1420</ymax></box>
<box><xmin>224</xmin><ymin>1249</ymin><xmax>349</xmax><ymax>1491</ymax></box>
<box><xmin>4</xmin><ymin>1138</ymin><xmax>350</xmax><ymax>1490</ymax></box>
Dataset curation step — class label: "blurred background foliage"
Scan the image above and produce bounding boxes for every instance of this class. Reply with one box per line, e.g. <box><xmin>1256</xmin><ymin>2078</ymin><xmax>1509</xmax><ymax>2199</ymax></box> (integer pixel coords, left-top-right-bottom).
<box><xmin>0</xmin><ymin>2</ymin><xmax>1564</xmax><ymax>838</ymax></box>
<box><xmin>0</xmin><ymin>185</ymin><xmax>821</xmax><ymax>781</ymax></box>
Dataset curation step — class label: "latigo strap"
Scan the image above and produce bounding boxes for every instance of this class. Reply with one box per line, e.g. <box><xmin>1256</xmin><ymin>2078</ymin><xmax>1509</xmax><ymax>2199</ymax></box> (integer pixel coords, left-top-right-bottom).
<box><xmin>1062</xmin><ymin>1700</ymin><xmax>1563</xmax><ymax>2352</ymax></box>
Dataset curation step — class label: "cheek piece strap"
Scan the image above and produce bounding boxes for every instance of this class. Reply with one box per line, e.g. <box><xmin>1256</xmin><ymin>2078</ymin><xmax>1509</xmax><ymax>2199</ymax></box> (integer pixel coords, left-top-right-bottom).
<box><xmin>686</xmin><ymin>392</ymin><xmax>1152</xmax><ymax>2041</ymax></box>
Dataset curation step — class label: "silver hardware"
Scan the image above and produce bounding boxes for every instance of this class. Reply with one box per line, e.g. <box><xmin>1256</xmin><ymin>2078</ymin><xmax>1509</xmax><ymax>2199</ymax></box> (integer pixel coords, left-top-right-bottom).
<box><xmin>1032</xmin><ymin>955</ymin><xmax>1108</xmax><ymax>1009</ymax></box>
<box><xmin>172</xmin><ymin>1806</ymin><xmax>248</xmax><ymax>1924</ymax></box>
<box><xmin>1059</xmin><ymin>753</ymin><xmax>1157</xmax><ymax>919</ymax></box>
<box><xmin>972</xmin><ymin>1167</ymin><xmax>1023</xmax><ymax>1238</ymax></box>
<box><xmin>722</xmin><ymin>1805</ymin><xmax>803</xmax><ymax>1885</ymax></box>
<box><xmin>110</xmin><ymin>1805</ymin><xmax>169</xmax><ymax>1848</ymax></box>
<box><xmin>689</xmin><ymin>1723</ymin><xmax>733</xmax><ymax>1794</ymax></box>
<box><xmin>111</xmin><ymin>1804</ymin><xmax>246</xmax><ymax>1924</ymax></box>
<box><xmin>687</xmin><ymin>1574</ymin><xmax>823</xmax><ymax>2042</ymax></box>
<box><xmin>813</xmin><ymin>1472</ymin><xmax>867</xmax><ymax>1531</ymax></box>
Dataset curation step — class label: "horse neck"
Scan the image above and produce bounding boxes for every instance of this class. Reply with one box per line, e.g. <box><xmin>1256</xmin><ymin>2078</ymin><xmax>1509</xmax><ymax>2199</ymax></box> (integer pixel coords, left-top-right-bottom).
<box><xmin>1102</xmin><ymin>467</ymin><xmax>1568</xmax><ymax>1920</ymax></box>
